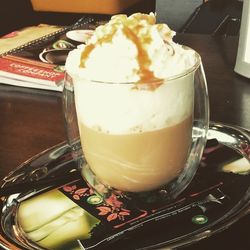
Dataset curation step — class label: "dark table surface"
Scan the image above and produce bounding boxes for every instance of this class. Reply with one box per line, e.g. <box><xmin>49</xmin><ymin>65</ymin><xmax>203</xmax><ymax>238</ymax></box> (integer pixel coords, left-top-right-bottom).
<box><xmin>0</xmin><ymin>32</ymin><xmax>250</xmax><ymax>249</ymax></box>
<box><xmin>176</xmin><ymin>34</ymin><xmax>250</xmax><ymax>250</ymax></box>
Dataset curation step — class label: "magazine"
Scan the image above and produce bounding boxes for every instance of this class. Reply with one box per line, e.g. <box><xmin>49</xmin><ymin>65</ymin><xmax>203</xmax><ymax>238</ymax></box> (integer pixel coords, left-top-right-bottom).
<box><xmin>0</xmin><ymin>17</ymin><xmax>97</xmax><ymax>92</ymax></box>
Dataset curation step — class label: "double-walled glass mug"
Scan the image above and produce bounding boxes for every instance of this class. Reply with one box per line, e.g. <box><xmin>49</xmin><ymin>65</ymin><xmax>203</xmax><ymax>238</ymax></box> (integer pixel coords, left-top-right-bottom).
<box><xmin>63</xmin><ymin>51</ymin><xmax>209</xmax><ymax>205</ymax></box>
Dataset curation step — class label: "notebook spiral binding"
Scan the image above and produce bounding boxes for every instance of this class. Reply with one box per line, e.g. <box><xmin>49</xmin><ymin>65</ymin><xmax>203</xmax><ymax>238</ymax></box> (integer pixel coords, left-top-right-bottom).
<box><xmin>0</xmin><ymin>16</ymin><xmax>97</xmax><ymax>57</ymax></box>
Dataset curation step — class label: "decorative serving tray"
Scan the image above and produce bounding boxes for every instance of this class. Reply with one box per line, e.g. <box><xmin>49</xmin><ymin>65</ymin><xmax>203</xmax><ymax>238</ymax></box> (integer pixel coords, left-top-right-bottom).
<box><xmin>0</xmin><ymin>122</ymin><xmax>249</xmax><ymax>250</ymax></box>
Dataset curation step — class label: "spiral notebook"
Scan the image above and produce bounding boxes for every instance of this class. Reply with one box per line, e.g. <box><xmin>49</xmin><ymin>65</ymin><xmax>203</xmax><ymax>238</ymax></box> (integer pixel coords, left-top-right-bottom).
<box><xmin>0</xmin><ymin>16</ymin><xmax>98</xmax><ymax>92</ymax></box>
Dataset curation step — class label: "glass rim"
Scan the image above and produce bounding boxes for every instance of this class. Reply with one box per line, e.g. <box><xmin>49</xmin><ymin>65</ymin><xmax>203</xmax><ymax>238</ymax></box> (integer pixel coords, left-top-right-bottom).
<box><xmin>68</xmin><ymin>48</ymin><xmax>201</xmax><ymax>85</ymax></box>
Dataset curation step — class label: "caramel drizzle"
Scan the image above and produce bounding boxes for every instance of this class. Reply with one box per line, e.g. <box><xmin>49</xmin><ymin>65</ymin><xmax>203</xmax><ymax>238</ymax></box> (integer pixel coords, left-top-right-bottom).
<box><xmin>80</xmin><ymin>14</ymin><xmax>165</xmax><ymax>90</ymax></box>
<box><xmin>80</xmin><ymin>43</ymin><xmax>95</xmax><ymax>68</ymax></box>
<box><xmin>122</xmin><ymin>26</ymin><xmax>163</xmax><ymax>90</ymax></box>
<box><xmin>79</xmin><ymin>26</ymin><xmax>117</xmax><ymax>68</ymax></box>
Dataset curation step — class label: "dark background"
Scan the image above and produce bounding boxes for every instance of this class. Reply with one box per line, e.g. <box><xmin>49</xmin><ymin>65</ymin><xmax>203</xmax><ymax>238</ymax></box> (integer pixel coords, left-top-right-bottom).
<box><xmin>0</xmin><ymin>0</ymin><xmax>243</xmax><ymax>36</ymax></box>
<box><xmin>0</xmin><ymin>0</ymin><xmax>156</xmax><ymax>36</ymax></box>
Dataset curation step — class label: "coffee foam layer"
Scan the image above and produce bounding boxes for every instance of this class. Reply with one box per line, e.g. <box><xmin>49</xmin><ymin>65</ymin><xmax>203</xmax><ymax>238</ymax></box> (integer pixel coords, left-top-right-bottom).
<box><xmin>73</xmin><ymin>73</ymin><xmax>194</xmax><ymax>134</ymax></box>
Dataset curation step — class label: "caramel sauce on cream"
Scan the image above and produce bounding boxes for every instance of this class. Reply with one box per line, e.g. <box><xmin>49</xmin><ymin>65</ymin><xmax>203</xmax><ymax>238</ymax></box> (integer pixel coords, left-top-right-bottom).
<box><xmin>79</xmin><ymin>13</ymin><xmax>166</xmax><ymax>89</ymax></box>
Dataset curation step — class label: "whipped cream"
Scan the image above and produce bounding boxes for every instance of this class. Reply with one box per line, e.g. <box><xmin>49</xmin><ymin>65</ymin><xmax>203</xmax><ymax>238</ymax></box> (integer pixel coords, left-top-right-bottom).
<box><xmin>66</xmin><ymin>13</ymin><xmax>196</xmax><ymax>83</ymax></box>
<box><xmin>65</xmin><ymin>13</ymin><xmax>198</xmax><ymax>134</ymax></box>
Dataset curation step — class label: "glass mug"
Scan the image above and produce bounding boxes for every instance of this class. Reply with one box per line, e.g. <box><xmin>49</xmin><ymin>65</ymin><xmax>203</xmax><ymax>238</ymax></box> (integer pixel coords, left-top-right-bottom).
<box><xmin>63</xmin><ymin>51</ymin><xmax>209</xmax><ymax>205</ymax></box>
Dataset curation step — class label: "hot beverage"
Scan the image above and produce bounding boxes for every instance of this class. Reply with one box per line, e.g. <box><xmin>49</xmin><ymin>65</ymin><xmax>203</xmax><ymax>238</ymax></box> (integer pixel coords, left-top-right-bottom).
<box><xmin>64</xmin><ymin>13</ymin><xmax>209</xmax><ymax>201</ymax></box>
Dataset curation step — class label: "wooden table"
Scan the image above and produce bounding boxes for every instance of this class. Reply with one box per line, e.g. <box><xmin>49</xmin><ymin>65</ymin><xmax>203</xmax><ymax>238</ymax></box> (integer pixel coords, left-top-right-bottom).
<box><xmin>0</xmin><ymin>33</ymin><xmax>250</xmax><ymax>249</ymax></box>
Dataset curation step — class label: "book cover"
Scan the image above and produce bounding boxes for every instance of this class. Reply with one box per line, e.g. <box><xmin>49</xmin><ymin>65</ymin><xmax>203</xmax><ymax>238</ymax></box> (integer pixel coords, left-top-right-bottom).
<box><xmin>0</xmin><ymin>24</ymin><xmax>62</xmax><ymax>55</ymax></box>
<box><xmin>0</xmin><ymin>18</ymin><xmax>96</xmax><ymax>92</ymax></box>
